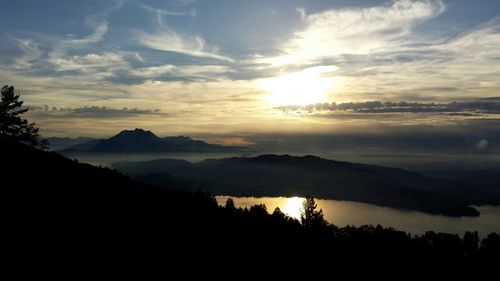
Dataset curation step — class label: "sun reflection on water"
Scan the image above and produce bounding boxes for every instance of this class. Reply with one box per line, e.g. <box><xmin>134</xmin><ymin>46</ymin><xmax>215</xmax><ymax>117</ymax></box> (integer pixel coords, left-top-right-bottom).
<box><xmin>281</xmin><ymin>197</ymin><xmax>304</xmax><ymax>220</ymax></box>
<box><xmin>216</xmin><ymin>196</ymin><xmax>500</xmax><ymax>236</ymax></box>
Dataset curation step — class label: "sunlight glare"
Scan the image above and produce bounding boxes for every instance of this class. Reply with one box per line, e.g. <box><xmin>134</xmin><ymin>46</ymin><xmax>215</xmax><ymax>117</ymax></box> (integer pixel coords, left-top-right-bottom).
<box><xmin>260</xmin><ymin>65</ymin><xmax>337</xmax><ymax>106</ymax></box>
<box><xmin>282</xmin><ymin>197</ymin><xmax>304</xmax><ymax>220</ymax></box>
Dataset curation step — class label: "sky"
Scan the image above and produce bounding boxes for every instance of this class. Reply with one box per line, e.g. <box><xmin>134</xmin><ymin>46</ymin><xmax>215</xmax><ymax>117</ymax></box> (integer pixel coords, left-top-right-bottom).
<box><xmin>1</xmin><ymin>0</ymin><xmax>500</xmax><ymax>159</ymax></box>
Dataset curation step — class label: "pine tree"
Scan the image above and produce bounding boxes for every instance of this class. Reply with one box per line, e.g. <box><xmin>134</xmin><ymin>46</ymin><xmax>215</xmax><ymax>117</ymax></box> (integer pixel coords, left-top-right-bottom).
<box><xmin>0</xmin><ymin>85</ymin><xmax>47</xmax><ymax>148</ymax></box>
<box><xmin>300</xmin><ymin>196</ymin><xmax>327</xmax><ymax>228</ymax></box>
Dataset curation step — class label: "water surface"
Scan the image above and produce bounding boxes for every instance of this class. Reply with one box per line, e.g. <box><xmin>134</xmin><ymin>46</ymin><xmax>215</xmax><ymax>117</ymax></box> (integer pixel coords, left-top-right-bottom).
<box><xmin>217</xmin><ymin>196</ymin><xmax>500</xmax><ymax>237</ymax></box>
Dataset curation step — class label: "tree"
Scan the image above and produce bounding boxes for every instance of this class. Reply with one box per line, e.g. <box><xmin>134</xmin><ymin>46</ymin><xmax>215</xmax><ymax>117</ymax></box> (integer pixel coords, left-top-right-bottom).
<box><xmin>300</xmin><ymin>196</ymin><xmax>327</xmax><ymax>229</ymax></box>
<box><xmin>480</xmin><ymin>232</ymin><xmax>500</xmax><ymax>260</ymax></box>
<box><xmin>225</xmin><ymin>198</ymin><xmax>236</xmax><ymax>211</ymax></box>
<box><xmin>0</xmin><ymin>85</ymin><xmax>47</xmax><ymax>148</ymax></box>
<box><xmin>463</xmin><ymin>231</ymin><xmax>479</xmax><ymax>259</ymax></box>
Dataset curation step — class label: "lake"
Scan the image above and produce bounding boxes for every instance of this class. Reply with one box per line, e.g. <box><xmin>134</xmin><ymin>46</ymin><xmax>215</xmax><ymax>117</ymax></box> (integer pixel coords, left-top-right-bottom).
<box><xmin>216</xmin><ymin>196</ymin><xmax>500</xmax><ymax>237</ymax></box>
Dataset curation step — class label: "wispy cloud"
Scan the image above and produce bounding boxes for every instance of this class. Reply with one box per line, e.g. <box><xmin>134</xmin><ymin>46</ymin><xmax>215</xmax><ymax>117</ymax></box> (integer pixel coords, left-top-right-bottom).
<box><xmin>48</xmin><ymin>22</ymin><xmax>109</xmax><ymax>65</ymax></box>
<box><xmin>135</xmin><ymin>29</ymin><xmax>233</xmax><ymax>62</ymax></box>
<box><xmin>327</xmin><ymin>16</ymin><xmax>500</xmax><ymax>101</ymax></box>
<box><xmin>258</xmin><ymin>0</ymin><xmax>445</xmax><ymax>66</ymax></box>
<box><xmin>30</xmin><ymin>21</ymin><xmax>124</xmax><ymax>82</ymax></box>
<box><xmin>45</xmin><ymin>1</ymin><xmax>125</xmax><ymax>74</ymax></box>
<box><xmin>51</xmin><ymin>52</ymin><xmax>127</xmax><ymax>72</ymax></box>
<box><xmin>134</xmin><ymin>1</ymin><xmax>232</xmax><ymax>62</ymax></box>
<box><xmin>139</xmin><ymin>3</ymin><xmax>196</xmax><ymax>19</ymax></box>
<box><xmin>13</xmin><ymin>39</ymin><xmax>43</xmax><ymax>70</ymax></box>
<box><xmin>129</xmin><ymin>64</ymin><xmax>234</xmax><ymax>79</ymax></box>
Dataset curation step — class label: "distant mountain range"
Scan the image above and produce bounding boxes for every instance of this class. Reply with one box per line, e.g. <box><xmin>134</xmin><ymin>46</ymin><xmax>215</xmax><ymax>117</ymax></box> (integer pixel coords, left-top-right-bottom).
<box><xmin>49</xmin><ymin>128</ymin><xmax>253</xmax><ymax>153</ymax></box>
<box><xmin>113</xmin><ymin>154</ymin><xmax>500</xmax><ymax>217</ymax></box>
<box><xmin>45</xmin><ymin>136</ymin><xmax>96</xmax><ymax>151</ymax></box>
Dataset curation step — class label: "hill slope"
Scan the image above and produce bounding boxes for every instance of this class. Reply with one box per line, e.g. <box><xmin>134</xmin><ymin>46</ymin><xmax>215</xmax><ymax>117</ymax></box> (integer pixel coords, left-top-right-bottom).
<box><xmin>113</xmin><ymin>154</ymin><xmax>500</xmax><ymax>216</ymax></box>
<box><xmin>2</xmin><ymin>142</ymin><xmax>499</xmax><ymax>272</ymax></box>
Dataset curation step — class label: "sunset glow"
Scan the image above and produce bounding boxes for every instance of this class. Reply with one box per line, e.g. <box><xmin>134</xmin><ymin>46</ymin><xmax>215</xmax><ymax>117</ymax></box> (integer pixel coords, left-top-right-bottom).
<box><xmin>260</xmin><ymin>66</ymin><xmax>337</xmax><ymax>106</ymax></box>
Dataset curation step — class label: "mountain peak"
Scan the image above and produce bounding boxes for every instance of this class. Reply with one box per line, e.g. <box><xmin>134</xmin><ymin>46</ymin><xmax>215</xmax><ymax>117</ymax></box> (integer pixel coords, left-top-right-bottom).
<box><xmin>90</xmin><ymin>128</ymin><xmax>161</xmax><ymax>151</ymax></box>
<box><xmin>116</xmin><ymin>128</ymin><xmax>157</xmax><ymax>138</ymax></box>
<box><xmin>88</xmin><ymin>128</ymin><xmax>250</xmax><ymax>152</ymax></box>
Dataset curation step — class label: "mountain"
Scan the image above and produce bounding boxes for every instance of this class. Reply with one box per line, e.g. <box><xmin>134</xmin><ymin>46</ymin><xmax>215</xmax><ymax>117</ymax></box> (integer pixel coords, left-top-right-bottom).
<box><xmin>59</xmin><ymin>128</ymin><xmax>253</xmax><ymax>153</ymax></box>
<box><xmin>113</xmin><ymin>154</ymin><xmax>500</xmax><ymax>217</ymax></box>
<box><xmin>46</xmin><ymin>136</ymin><xmax>97</xmax><ymax>151</ymax></box>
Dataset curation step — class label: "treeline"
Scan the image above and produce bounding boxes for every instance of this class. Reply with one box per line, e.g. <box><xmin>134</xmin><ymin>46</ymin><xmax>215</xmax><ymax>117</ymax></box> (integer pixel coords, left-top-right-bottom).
<box><xmin>2</xmin><ymin>141</ymin><xmax>499</xmax><ymax>275</ymax></box>
<box><xmin>220</xmin><ymin>198</ymin><xmax>499</xmax><ymax>263</ymax></box>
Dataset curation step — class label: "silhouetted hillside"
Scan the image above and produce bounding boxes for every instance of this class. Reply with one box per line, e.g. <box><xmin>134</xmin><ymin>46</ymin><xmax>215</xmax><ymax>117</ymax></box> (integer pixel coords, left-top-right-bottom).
<box><xmin>113</xmin><ymin>154</ymin><xmax>500</xmax><ymax>217</ymax></box>
<box><xmin>2</xmin><ymin>141</ymin><xmax>499</xmax><ymax>273</ymax></box>
<box><xmin>58</xmin><ymin>128</ymin><xmax>252</xmax><ymax>153</ymax></box>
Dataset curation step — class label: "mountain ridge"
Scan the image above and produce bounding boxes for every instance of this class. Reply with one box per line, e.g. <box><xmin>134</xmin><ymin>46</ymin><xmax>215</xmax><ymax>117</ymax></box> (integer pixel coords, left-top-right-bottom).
<box><xmin>113</xmin><ymin>154</ymin><xmax>500</xmax><ymax>217</ymax></box>
<box><xmin>57</xmin><ymin>128</ymin><xmax>253</xmax><ymax>153</ymax></box>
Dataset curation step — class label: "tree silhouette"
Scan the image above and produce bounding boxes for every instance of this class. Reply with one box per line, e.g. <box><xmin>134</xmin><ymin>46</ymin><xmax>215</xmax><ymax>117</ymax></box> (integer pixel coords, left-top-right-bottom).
<box><xmin>225</xmin><ymin>197</ymin><xmax>236</xmax><ymax>211</ymax></box>
<box><xmin>463</xmin><ymin>231</ymin><xmax>479</xmax><ymax>259</ymax></box>
<box><xmin>300</xmin><ymin>196</ymin><xmax>327</xmax><ymax>228</ymax></box>
<box><xmin>0</xmin><ymin>85</ymin><xmax>47</xmax><ymax>148</ymax></box>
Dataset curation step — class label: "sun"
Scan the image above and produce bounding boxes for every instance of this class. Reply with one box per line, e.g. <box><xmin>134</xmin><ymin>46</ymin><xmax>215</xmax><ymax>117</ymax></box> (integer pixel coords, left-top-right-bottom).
<box><xmin>282</xmin><ymin>197</ymin><xmax>304</xmax><ymax>220</ymax></box>
<box><xmin>259</xmin><ymin>65</ymin><xmax>337</xmax><ymax>107</ymax></box>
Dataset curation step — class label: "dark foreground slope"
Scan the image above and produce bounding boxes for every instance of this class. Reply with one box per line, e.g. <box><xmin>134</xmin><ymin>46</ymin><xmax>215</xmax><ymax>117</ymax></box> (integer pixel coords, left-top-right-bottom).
<box><xmin>2</xmin><ymin>142</ymin><xmax>499</xmax><ymax>275</ymax></box>
<box><xmin>113</xmin><ymin>155</ymin><xmax>499</xmax><ymax>216</ymax></box>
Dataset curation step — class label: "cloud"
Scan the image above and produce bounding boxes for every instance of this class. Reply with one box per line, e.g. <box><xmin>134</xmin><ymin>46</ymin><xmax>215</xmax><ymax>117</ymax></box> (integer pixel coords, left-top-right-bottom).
<box><xmin>139</xmin><ymin>3</ymin><xmax>195</xmax><ymax>19</ymax></box>
<box><xmin>275</xmin><ymin>99</ymin><xmax>500</xmax><ymax>114</ymax></box>
<box><xmin>0</xmin><ymin>1</ymin><xmax>129</xmax><ymax>84</ymax></box>
<box><xmin>296</xmin><ymin>8</ymin><xmax>306</xmax><ymax>21</ymax></box>
<box><xmin>180</xmin><ymin>65</ymin><xmax>235</xmax><ymax>76</ymax></box>
<box><xmin>30</xmin><ymin>105</ymin><xmax>162</xmax><ymax>118</ymax></box>
<box><xmin>254</xmin><ymin>11</ymin><xmax>500</xmax><ymax>103</ymax></box>
<box><xmin>134</xmin><ymin>3</ymin><xmax>232</xmax><ymax>62</ymax></box>
<box><xmin>40</xmin><ymin>22</ymin><xmax>122</xmax><ymax>79</ymax></box>
<box><xmin>129</xmin><ymin>64</ymin><xmax>234</xmax><ymax>79</ymax></box>
<box><xmin>135</xmin><ymin>29</ymin><xmax>233</xmax><ymax>62</ymax></box>
<box><xmin>13</xmin><ymin>39</ymin><xmax>43</xmax><ymax>70</ymax></box>
<box><xmin>258</xmin><ymin>0</ymin><xmax>445</xmax><ymax>66</ymax></box>
<box><xmin>51</xmin><ymin>52</ymin><xmax>127</xmax><ymax>72</ymax></box>
<box><xmin>43</xmin><ymin>1</ymin><xmax>126</xmax><ymax>75</ymax></box>
<box><xmin>48</xmin><ymin>22</ymin><xmax>109</xmax><ymax>65</ymax></box>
